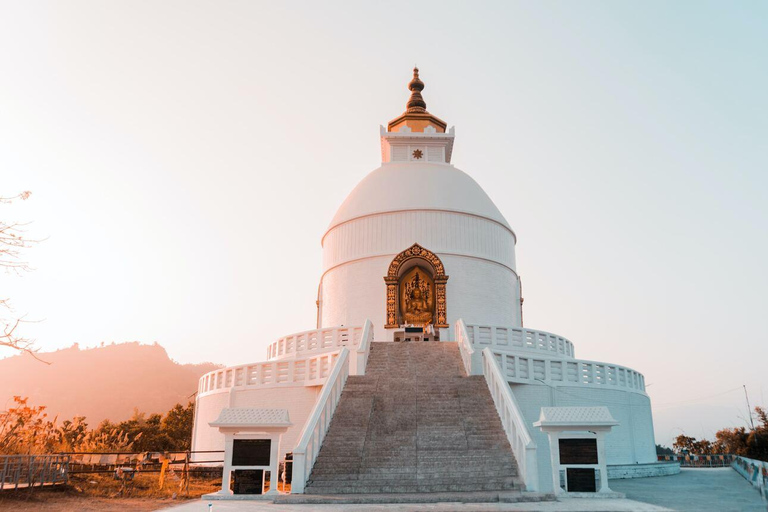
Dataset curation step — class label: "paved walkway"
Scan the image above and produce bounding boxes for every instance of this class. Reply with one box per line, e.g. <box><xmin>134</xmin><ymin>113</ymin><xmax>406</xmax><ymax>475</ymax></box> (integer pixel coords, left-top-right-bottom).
<box><xmin>163</xmin><ymin>468</ymin><xmax>767</xmax><ymax>512</ymax></box>
<box><xmin>162</xmin><ymin>497</ymin><xmax>667</xmax><ymax>511</ymax></box>
<box><xmin>610</xmin><ymin>468</ymin><xmax>766</xmax><ymax>512</ymax></box>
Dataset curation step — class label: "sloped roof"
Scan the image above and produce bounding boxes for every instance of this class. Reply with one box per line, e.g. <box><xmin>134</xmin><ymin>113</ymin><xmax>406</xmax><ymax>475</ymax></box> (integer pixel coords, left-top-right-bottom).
<box><xmin>534</xmin><ymin>406</ymin><xmax>618</xmax><ymax>427</ymax></box>
<box><xmin>209</xmin><ymin>408</ymin><xmax>292</xmax><ymax>427</ymax></box>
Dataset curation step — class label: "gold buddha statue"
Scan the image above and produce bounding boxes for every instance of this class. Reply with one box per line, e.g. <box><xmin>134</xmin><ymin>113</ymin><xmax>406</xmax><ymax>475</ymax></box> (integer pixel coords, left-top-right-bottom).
<box><xmin>402</xmin><ymin>281</ymin><xmax>434</xmax><ymax>325</ymax></box>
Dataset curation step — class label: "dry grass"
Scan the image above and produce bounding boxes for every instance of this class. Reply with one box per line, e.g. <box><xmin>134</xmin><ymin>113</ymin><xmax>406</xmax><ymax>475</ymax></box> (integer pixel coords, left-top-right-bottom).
<box><xmin>0</xmin><ymin>473</ymin><xmax>221</xmax><ymax>511</ymax></box>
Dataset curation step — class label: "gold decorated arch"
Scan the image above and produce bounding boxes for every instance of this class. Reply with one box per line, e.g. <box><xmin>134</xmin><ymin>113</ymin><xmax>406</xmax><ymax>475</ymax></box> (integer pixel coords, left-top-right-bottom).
<box><xmin>384</xmin><ymin>243</ymin><xmax>449</xmax><ymax>328</ymax></box>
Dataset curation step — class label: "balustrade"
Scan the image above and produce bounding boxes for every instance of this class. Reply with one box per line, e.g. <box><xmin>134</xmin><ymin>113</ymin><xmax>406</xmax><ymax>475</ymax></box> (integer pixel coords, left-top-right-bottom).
<box><xmin>291</xmin><ymin>348</ymin><xmax>350</xmax><ymax>494</ymax></box>
<box><xmin>481</xmin><ymin>348</ymin><xmax>539</xmax><ymax>492</ymax></box>
<box><xmin>465</xmin><ymin>323</ymin><xmax>575</xmax><ymax>358</ymax></box>
<box><xmin>457</xmin><ymin>319</ymin><xmax>645</xmax><ymax>394</ymax></box>
<box><xmin>198</xmin><ymin>352</ymin><xmax>339</xmax><ymax>395</ymax></box>
<box><xmin>266</xmin><ymin>325</ymin><xmax>365</xmax><ymax>360</ymax></box>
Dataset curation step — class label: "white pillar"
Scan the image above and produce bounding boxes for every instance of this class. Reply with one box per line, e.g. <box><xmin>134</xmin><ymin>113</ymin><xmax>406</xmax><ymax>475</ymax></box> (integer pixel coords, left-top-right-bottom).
<box><xmin>219</xmin><ymin>436</ymin><xmax>234</xmax><ymax>495</ymax></box>
<box><xmin>547</xmin><ymin>431</ymin><xmax>564</xmax><ymax>495</ymax></box>
<box><xmin>597</xmin><ymin>431</ymin><xmax>612</xmax><ymax>493</ymax></box>
<box><xmin>265</xmin><ymin>433</ymin><xmax>281</xmax><ymax>495</ymax></box>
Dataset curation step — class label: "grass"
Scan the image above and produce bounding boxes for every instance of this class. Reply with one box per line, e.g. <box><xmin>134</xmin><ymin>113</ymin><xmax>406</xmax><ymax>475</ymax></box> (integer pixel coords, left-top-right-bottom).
<box><xmin>0</xmin><ymin>472</ymin><xmax>221</xmax><ymax>511</ymax></box>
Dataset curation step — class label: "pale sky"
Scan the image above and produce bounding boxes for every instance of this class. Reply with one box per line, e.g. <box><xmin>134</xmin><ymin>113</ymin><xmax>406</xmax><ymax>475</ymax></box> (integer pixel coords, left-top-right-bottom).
<box><xmin>1</xmin><ymin>1</ymin><xmax>766</xmax><ymax>446</ymax></box>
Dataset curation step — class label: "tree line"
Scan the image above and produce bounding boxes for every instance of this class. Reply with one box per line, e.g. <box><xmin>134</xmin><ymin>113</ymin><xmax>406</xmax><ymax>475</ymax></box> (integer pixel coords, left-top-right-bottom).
<box><xmin>0</xmin><ymin>396</ymin><xmax>194</xmax><ymax>454</ymax></box>
<box><xmin>670</xmin><ymin>406</ymin><xmax>768</xmax><ymax>461</ymax></box>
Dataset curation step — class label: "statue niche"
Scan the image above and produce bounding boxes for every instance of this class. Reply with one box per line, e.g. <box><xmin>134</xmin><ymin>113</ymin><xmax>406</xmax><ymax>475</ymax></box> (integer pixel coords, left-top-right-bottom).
<box><xmin>400</xmin><ymin>266</ymin><xmax>435</xmax><ymax>326</ymax></box>
<box><xmin>384</xmin><ymin>243</ymin><xmax>448</xmax><ymax>329</ymax></box>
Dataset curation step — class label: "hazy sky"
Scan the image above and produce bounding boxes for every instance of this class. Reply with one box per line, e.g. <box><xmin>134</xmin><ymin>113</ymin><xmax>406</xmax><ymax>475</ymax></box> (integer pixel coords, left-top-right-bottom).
<box><xmin>1</xmin><ymin>1</ymin><xmax>766</xmax><ymax>446</ymax></box>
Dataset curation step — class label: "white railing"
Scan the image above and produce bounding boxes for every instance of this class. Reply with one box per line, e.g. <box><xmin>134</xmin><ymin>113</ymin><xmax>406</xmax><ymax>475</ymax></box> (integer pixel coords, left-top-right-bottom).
<box><xmin>350</xmin><ymin>320</ymin><xmax>373</xmax><ymax>376</ymax></box>
<box><xmin>491</xmin><ymin>352</ymin><xmax>646</xmax><ymax>393</ymax></box>
<box><xmin>198</xmin><ymin>351</ymin><xmax>339</xmax><ymax>396</ymax></box>
<box><xmin>291</xmin><ymin>347</ymin><xmax>350</xmax><ymax>494</ymax></box>
<box><xmin>456</xmin><ymin>318</ymin><xmax>481</xmax><ymax>375</ymax></box>
<box><xmin>466</xmin><ymin>324</ymin><xmax>575</xmax><ymax>358</ymax></box>
<box><xmin>267</xmin><ymin>324</ymin><xmax>366</xmax><ymax>361</ymax></box>
<box><xmin>199</xmin><ymin>321</ymin><xmax>374</xmax><ymax>396</ymax></box>
<box><xmin>482</xmin><ymin>347</ymin><xmax>539</xmax><ymax>492</ymax></box>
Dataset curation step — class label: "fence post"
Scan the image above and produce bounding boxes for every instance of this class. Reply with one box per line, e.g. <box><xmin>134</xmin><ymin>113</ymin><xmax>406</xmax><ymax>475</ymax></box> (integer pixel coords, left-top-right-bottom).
<box><xmin>1</xmin><ymin>456</ymin><xmax>8</xmax><ymax>490</ymax></box>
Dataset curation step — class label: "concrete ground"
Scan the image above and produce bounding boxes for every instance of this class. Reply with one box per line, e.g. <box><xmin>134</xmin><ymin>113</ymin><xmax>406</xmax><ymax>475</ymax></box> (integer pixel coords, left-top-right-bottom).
<box><xmin>610</xmin><ymin>468</ymin><xmax>767</xmax><ymax>512</ymax></box>
<box><xmin>162</xmin><ymin>498</ymin><xmax>667</xmax><ymax>511</ymax></box>
<box><xmin>163</xmin><ymin>468</ymin><xmax>767</xmax><ymax>512</ymax></box>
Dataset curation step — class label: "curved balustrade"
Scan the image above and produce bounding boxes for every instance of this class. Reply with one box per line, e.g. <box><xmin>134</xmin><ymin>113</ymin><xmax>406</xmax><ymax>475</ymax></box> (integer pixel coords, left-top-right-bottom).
<box><xmin>492</xmin><ymin>352</ymin><xmax>646</xmax><ymax>393</ymax></box>
<box><xmin>457</xmin><ymin>319</ymin><xmax>645</xmax><ymax>394</ymax></box>
<box><xmin>465</xmin><ymin>324</ymin><xmax>575</xmax><ymax>358</ymax></box>
<box><xmin>267</xmin><ymin>324</ymin><xmax>366</xmax><ymax>360</ymax></box>
<box><xmin>291</xmin><ymin>348</ymin><xmax>350</xmax><ymax>494</ymax></box>
<box><xmin>199</xmin><ymin>321</ymin><xmax>374</xmax><ymax>397</ymax></box>
<box><xmin>482</xmin><ymin>348</ymin><xmax>539</xmax><ymax>492</ymax></box>
<box><xmin>198</xmin><ymin>351</ymin><xmax>339</xmax><ymax>396</ymax></box>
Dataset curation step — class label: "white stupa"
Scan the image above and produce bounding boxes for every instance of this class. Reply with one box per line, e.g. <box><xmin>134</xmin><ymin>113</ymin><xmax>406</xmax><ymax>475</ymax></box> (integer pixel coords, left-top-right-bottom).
<box><xmin>192</xmin><ymin>69</ymin><xmax>667</xmax><ymax>496</ymax></box>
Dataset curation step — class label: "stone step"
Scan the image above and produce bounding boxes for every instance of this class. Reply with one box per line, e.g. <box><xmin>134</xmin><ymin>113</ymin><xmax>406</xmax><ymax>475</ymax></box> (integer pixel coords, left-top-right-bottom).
<box><xmin>305</xmin><ymin>481</ymin><xmax>518</xmax><ymax>494</ymax></box>
<box><xmin>276</xmin><ymin>491</ymin><xmax>556</xmax><ymax>504</ymax></box>
<box><xmin>314</xmin><ymin>458</ymin><xmax>517</xmax><ymax>471</ymax></box>
<box><xmin>312</xmin><ymin>467</ymin><xmax>517</xmax><ymax>482</ymax></box>
<box><xmin>304</xmin><ymin>342</ymin><xmax>521</xmax><ymax>495</ymax></box>
<box><xmin>307</xmin><ymin>476</ymin><xmax>518</xmax><ymax>488</ymax></box>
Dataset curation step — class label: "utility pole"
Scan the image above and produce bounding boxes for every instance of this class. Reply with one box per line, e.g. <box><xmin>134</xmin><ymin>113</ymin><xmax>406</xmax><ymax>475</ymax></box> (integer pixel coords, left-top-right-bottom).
<box><xmin>744</xmin><ymin>385</ymin><xmax>756</xmax><ymax>431</ymax></box>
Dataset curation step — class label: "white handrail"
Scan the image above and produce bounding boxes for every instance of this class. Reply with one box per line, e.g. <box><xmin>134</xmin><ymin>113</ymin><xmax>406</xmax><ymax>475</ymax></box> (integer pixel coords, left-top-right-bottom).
<box><xmin>198</xmin><ymin>351</ymin><xmax>339</xmax><ymax>396</ymax></box>
<box><xmin>482</xmin><ymin>347</ymin><xmax>539</xmax><ymax>492</ymax></box>
<box><xmin>266</xmin><ymin>324</ymin><xmax>365</xmax><ymax>361</ymax></box>
<box><xmin>459</xmin><ymin>320</ymin><xmax>646</xmax><ymax>394</ymax></box>
<box><xmin>291</xmin><ymin>347</ymin><xmax>350</xmax><ymax>494</ymax></box>
<box><xmin>456</xmin><ymin>318</ymin><xmax>481</xmax><ymax>375</ymax></box>
<box><xmin>490</xmin><ymin>352</ymin><xmax>646</xmax><ymax>393</ymax></box>
<box><xmin>465</xmin><ymin>324</ymin><xmax>575</xmax><ymax>358</ymax></box>
<box><xmin>351</xmin><ymin>319</ymin><xmax>373</xmax><ymax>376</ymax></box>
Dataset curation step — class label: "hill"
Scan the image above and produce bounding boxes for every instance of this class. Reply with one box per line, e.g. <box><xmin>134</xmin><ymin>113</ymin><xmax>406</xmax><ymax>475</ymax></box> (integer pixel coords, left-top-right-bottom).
<box><xmin>0</xmin><ymin>342</ymin><xmax>220</xmax><ymax>424</ymax></box>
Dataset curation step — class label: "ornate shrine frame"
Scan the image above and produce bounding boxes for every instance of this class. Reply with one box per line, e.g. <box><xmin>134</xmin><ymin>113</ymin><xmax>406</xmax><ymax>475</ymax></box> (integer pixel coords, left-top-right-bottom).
<box><xmin>384</xmin><ymin>243</ymin><xmax>449</xmax><ymax>328</ymax></box>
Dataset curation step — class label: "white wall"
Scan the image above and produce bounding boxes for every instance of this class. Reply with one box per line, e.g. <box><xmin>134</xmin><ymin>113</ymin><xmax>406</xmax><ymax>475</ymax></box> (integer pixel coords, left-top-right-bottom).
<box><xmin>509</xmin><ymin>382</ymin><xmax>657</xmax><ymax>492</ymax></box>
<box><xmin>322</xmin><ymin>210</ymin><xmax>516</xmax><ymax>272</ymax></box>
<box><xmin>192</xmin><ymin>385</ymin><xmax>322</xmax><ymax>461</ymax></box>
<box><xmin>320</xmin><ymin>255</ymin><xmax>520</xmax><ymax>340</ymax></box>
<box><xmin>320</xmin><ymin>209</ymin><xmax>521</xmax><ymax>339</ymax></box>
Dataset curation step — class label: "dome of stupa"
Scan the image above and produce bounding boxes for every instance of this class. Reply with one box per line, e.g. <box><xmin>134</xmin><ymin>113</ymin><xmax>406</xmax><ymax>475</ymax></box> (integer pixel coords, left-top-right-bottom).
<box><xmin>326</xmin><ymin>162</ymin><xmax>512</xmax><ymax>238</ymax></box>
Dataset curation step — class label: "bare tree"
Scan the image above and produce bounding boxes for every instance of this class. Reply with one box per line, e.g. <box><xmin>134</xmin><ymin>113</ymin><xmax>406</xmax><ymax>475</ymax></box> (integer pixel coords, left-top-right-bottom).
<box><xmin>1</xmin><ymin>191</ymin><xmax>45</xmax><ymax>360</ymax></box>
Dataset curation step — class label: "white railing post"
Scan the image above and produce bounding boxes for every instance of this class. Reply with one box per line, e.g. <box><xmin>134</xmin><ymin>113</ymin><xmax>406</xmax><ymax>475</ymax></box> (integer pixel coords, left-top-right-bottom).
<box><xmin>352</xmin><ymin>319</ymin><xmax>373</xmax><ymax>376</ymax></box>
<box><xmin>456</xmin><ymin>318</ymin><xmax>483</xmax><ymax>376</ymax></box>
<box><xmin>291</xmin><ymin>347</ymin><xmax>350</xmax><ymax>494</ymax></box>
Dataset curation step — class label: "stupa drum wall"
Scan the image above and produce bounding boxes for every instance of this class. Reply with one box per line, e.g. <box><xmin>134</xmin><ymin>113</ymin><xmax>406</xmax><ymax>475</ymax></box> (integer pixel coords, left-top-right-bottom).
<box><xmin>320</xmin><ymin>209</ymin><xmax>521</xmax><ymax>338</ymax></box>
<box><xmin>322</xmin><ymin>210</ymin><xmax>516</xmax><ymax>272</ymax></box>
<box><xmin>320</xmin><ymin>255</ymin><xmax>520</xmax><ymax>339</ymax></box>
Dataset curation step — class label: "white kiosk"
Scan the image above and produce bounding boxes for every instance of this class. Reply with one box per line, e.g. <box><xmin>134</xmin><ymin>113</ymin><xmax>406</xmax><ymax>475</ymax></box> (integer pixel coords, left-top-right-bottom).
<box><xmin>534</xmin><ymin>406</ymin><xmax>621</xmax><ymax>496</ymax></box>
<box><xmin>207</xmin><ymin>408</ymin><xmax>291</xmax><ymax>498</ymax></box>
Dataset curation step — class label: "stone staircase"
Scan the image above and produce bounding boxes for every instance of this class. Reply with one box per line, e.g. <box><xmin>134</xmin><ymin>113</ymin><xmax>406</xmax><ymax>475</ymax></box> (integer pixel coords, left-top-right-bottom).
<box><xmin>304</xmin><ymin>342</ymin><xmax>521</xmax><ymax>494</ymax></box>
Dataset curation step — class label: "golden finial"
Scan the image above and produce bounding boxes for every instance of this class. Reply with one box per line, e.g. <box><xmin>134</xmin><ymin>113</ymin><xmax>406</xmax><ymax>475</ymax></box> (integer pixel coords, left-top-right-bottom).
<box><xmin>407</xmin><ymin>67</ymin><xmax>427</xmax><ymax>113</ymax></box>
<box><xmin>387</xmin><ymin>66</ymin><xmax>447</xmax><ymax>133</ymax></box>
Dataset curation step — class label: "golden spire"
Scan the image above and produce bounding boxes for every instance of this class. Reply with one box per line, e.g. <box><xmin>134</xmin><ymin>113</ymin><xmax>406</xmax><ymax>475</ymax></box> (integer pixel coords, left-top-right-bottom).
<box><xmin>388</xmin><ymin>67</ymin><xmax>447</xmax><ymax>133</ymax></box>
<box><xmin>406</xmin><ymin>67</ymin><xmax>427</xmax><ymax>113</ymax></box>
